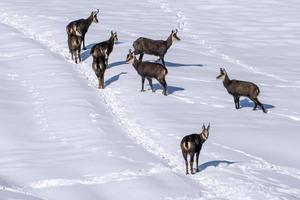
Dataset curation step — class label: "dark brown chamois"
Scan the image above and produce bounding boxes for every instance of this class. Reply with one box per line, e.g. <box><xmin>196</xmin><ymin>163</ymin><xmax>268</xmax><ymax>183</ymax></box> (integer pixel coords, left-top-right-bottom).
<box><xmin>181</xmin><ymin>123</ymin><xmax>210</xmax><ymax>175</ymax></box>
<box><xmin>68</xmin><ymin>34</ymin><xmax>82</xmax><ymax>64</ymax></box>
<box><xmin>132</xmin><ymin>29</ymin><xmax>180</xmax><ymax>66</ymax></box>
<box><xmin>126</xmin><ymin>50</ymin><xmax>168</xmax><ymax>96</ymax></box>
<box><xmin>66</xmin><ymin>9</ymin><xmax>99</xmax><ymax>50</ymax></box>
<box><xmin>92</xmin><ymin>47</ymin><xmax>108</xmax><ymax>89</ymax></box>
<box><xmin>216</xmin><ymin>68</ymin><xmax>267</xmax><ymax>113</ymax></box>
<box><xmin>91</xmin><ymin>31</ymin><xmax>118</xmax><ymax>66</ymax></box>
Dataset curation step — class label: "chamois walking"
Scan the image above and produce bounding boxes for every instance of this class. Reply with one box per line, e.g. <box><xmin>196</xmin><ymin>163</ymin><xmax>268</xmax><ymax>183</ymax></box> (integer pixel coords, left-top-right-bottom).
<box><xmin>126</xmin><ymin>50</ymin><xmax>168</xmax><ymax>96</ymax></box>
<box><xmin>66</xmin><ymin>9</ymin><xmax>99</xmax><ymax>50</ymax></box>
<box><xmin>68</xmin><ymin>34</ymin><xmax>82</xmax><ymax>64</ymax></box>
<box><xmin>91</xmin><ymin>31</ymin><xmax>118</xmax><ymax>66</ymax></box>
<box><xmin>216</xmin><ymin>68</ymin><xmax>267</xmax><ymax>113</ymax></box>
<box><xmin>181</xmin><ymin>123</ymin><xmax>210</xmax><ymax>175</ymax></box>
<box><xmin>92</xmin><ymin>47</ymin><xmax>108</xmax><ymax>89</ymax></box>
<box><xmin>132</xmin><ymin>29</ymin><xmax>180</xmax><ymax>66</ymax></box>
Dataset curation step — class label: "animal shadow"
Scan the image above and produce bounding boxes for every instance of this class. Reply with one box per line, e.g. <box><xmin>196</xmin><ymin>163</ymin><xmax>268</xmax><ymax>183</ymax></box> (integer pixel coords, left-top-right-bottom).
<box><xmin>239</xmin><ymin>98</ymin><xmax>275</xmax><ymax>111</ymax></box>
<box><xmin>105</xmin><ymin>72</ymin><xmax>127</xmax><ymax>87</ymax></box>
<box><xmin>80</xmin><ymin>43</ymin><xmax>97</xmax><ymax>61</ymax></box>
<box><xmin>152</xmin><ymin>83</ymin><xmax>184</xmax><ymax>95</ymax></box>
<box><xmin>165</xmin><ymin>61</ymin><xmax>204</xmax><ymax>68</ymax></box>
<box><xmin>199</xmin><ymin>160</ymin><xmax>236</xmax><ymax>172</ymax></box>
<box><xmin>108</xmin><ymin>61</ymin><xmax>126</xmax><ymax>68</ymax></box>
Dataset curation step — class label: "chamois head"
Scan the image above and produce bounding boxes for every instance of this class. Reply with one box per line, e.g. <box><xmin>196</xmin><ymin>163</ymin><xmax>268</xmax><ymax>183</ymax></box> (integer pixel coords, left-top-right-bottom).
<box><xmin>110</xmin><ymin>31</ymin><xmax>118</xmax><ymax>43</ymax></box>
<box><xmin>91</xmin><ymin>9</ymin><xmax>100</xmax><ymax>23</ymax></box>
<box><xmin>216</xmin><ymin>68</ymin><xmax>227</xmax><ymax>81</ymax></box>
<box><xmin>171</xmin><ymin>29</ymin><xmax>181</xmax><ymax>42</ymax></box>
<box><xmin>200</xmin><ymin>123</ymin><xmax>210</xmax><ymax>141</ymax></box>
<box><xmin>126</xmin><ymin>49</ymin><xmax>135</xmax><ymax>64</ymax></box>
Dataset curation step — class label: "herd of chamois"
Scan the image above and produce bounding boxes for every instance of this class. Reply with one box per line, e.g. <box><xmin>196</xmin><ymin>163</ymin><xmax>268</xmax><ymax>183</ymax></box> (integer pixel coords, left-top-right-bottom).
<box><xmin>66</xmin><ymin>10</ymin><xmax>267</xmax><ymax>175</ymax></box>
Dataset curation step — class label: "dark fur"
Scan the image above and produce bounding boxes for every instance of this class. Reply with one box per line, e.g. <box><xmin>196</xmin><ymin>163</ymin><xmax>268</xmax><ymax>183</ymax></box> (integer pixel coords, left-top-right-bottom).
<box><xmin>132</xmin><ymin>29</ymin><xmax>180</xmax><ymax>66</ymax></box>
<box><xmin>217</xmin><ymin>68</ymin><xmax>266</xmax><ymax>113</ymax></box>
<box><xmin>68</xmin><ymin>35</ymin><xmax>82</xmax><ymax>64</ymax></box>
<box><xmin>126</xmin><ymin>50</ymin><xmax>168</xmax><ymax>96</ymax></box>
<box><xmin>91</xmin><ymin>31</ymin><xmax>118</xmax><ymax>66</ymax></box>
<box><xmin>92</xmin><ymin>56</ymin><xmax>107</xmax><ymax>89</ymax></box>
<box><xmin>66</xmin><ymin>10</ymin><xmax>99</xmax><ymax>50</ymax></box>
<box><xmin>180</xmin><ymin>124</ymin><xmax>210</xmax><ymax>175</ymax></box>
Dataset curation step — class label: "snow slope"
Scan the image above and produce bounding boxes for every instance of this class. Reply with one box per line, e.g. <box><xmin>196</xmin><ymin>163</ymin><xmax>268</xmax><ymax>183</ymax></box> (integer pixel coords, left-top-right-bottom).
<box><xmin>0</xmin><ymin>0</ymin><xmax>299</xmax><ymax>200</ymax></box>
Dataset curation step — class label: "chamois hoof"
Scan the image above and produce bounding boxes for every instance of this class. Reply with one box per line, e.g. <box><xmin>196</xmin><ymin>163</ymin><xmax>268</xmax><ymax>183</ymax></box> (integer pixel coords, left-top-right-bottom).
<box><xmin>83</xmin><ymin>47</ymin><xmax>87</xmax><ymax>50</ymax></box>
<box><xmin>140</xmin><ymin>89</ymin><xmax>146</xmax><ymax>92</ymax></box>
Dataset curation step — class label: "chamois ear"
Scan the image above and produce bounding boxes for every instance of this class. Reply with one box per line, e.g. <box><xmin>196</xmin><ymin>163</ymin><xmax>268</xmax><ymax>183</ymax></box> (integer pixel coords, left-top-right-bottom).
<box><xmin>175</xmin><ymin>29</ymin><xmax>178</xmax><ymax>33</ymax></box>
<box><xmin>111</xmin><ymin>30</ymin><xmax>114</xmax><ymax>35</ymax></box>
<box><xmin>207</xmin><ymin>123</ymin><xmax>210</xmax><ymax>131</ymax></box>
<box><xmin>171</xmin><ymin>30</ymin><xmax>175</xmax><ymax>33</ymax></box>
<box><xmin>202</xmin><ymin>123</ymin><xmax>205</xmax><ymax>130</ymax></box>
<box><xmin>129</xmin><ymin>49</ymin><xmax>132</xmax><ymax>53</ymax></box>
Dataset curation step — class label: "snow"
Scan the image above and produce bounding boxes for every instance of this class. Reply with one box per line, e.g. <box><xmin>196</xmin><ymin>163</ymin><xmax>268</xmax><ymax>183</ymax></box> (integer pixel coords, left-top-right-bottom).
<box><xmin>0</xmin><ymin>0</ymin><xmax>299</xmax><ymax>200</ymax></box>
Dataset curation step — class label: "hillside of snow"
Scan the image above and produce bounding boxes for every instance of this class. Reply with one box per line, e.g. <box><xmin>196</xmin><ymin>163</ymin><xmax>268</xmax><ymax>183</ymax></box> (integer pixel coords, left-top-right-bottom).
<box><xmin>0</xmin><ymin>0</ymin><xmax>299</xmax><ymax>200</ymax></box>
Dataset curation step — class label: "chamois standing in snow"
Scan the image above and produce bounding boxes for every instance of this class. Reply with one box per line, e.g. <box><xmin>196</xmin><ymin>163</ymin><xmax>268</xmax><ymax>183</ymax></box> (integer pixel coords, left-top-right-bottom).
<box><xmin>66</xmin><ymin>9</ymin><xmax>99</xmax><ymax>50</ymax></box>
<box><xmin>132</xmin><ymin>29</ymin><xmax>180</xmax><ymax>66</ymax></box>
<box><xmin>126</xmin><ymin>50</ymin><xmax>168</xmax><ymax>96</ymax></box>
<box><xmin>68</xmin><ymin>34</ymin><xmax>82</xmax><ymax>64</ymax></box>
<box><xmin>91</xmin><ymin>31</ymin><xmax>118</xmax><ymax>66</ymax></box>
<box><xmin>92</xmin><ymin>47</ymin><xmax>108</xmax><ymax>89</ymax></box>
<box><xmin>181</xmin><ymin>124</ymin><xmax>210</xmax><ymax>175</ymax></box>
<box><xmin>216</xmin><ymin>68</ymin><xmax>267</xmax><ymax>113</ymax></box>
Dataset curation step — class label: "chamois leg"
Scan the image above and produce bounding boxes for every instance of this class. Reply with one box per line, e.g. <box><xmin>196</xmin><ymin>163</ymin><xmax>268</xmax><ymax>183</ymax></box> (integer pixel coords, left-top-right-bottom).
<box><xmin>71</xmin><ymin>52</ymin><xmax>74</xmax><ymax>62</ymax></box>
<box><xmin>190</xmin><ymin>152</ymin><xmax>195</xmax><ymax>174</ymax></box>
<box><xmin>100</xmin><ymin>73</ymin><xmax>105</xmax><ymax>89</ymax></box>
<box><xmin>82</xmin><ymin>34</ymin><xmax>86</xmax><ymax>50</ymax></box>
<box><xmin>158</xmin><ymin>78</ymin><xmax>168</xmax><ymax>96</ymax></box>
<box><xmin>182</xmin><ymin>151</ymin><xmax>189</xmax><ymax>175</ymax></box>
<box><xmin>195</xmin><ymin>150</ymin><xmax>200</xmax><ymax>172</ymax></box>
<box><xmin>97</xmin><ymin>77</ymin><xmax>101</xmax><ymax>89</ymax></box>
<box><xmin>160</xmin><ymin>56</ymin><xmax>166</xmax><ymax>66</ymax></box>
<box><xmin>141</xmin><ymin>77</ymin><xmax>146</xmax><ymax>92</ymax></box>
<box><xmin>147</xmin><ymin>78</ymin><xmax>154</xmax><ymax>92</ymax></box>
<box><xmin>252</xmin><ymin>97</ymin><xmax>267</xmax><ymax>113</ymax></box>
<box><xmin>138</xmin><ymin>53</ymin><xmax>144</xmax><ymax>61</ymax></box>
<box><xmin>234</xmin><ymin>96</ymin><xmax>240</xmax><ymax>109</ymax></box>
<box><xmin>78</xmin><ymin>49</ymin><xmax>82</xmax><ymax>63</ymax></box>
<box><xmin>74</xmin><ymin>51</ymin><xmax>78</xmax><ymax>64</ymax></box>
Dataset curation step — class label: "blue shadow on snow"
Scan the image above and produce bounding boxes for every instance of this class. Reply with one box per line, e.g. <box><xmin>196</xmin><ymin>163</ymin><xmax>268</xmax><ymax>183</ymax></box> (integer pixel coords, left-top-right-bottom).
<box><xmin>199</xmin><ymin>160</ymin><xmax>236</xmax><ymax>172</ymax></box>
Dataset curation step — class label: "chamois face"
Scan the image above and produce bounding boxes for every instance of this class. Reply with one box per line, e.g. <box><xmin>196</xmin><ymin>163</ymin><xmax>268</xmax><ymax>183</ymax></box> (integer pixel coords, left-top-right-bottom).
<box><xmin>111</xmin><ymin>31</ymin><xmax>119</xmax><ymax>43</ymax></box>
<box><xmin>216</xmin><ymin>68</ymin><xmax>226</xmax><ymax>80</ymax></box>
<box><xmin>171</xmin><ymin>30</ymin><xmax>181</xmax><ymax>42</ymax></box>
<box><xmin>200</xmin><ymin>124</ymin><xmax>210</xmax><ymax>141</ymax></box>
<box><xmin>126</xmin><ymin>51</ymin><xmax>135</xmax><ymax>64</ymax></box>
<box><xmin>92</xmin><ymin>9</ymin><xmax>99</xmax><ymax>23</ymax></box>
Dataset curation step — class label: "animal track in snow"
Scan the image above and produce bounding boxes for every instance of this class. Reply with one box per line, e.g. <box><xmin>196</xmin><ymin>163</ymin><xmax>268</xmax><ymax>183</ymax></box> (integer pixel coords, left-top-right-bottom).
<box><xmin>28</xmin><ymin>166</ymin><xmax>168</xmax><ymax>189</ymax></box>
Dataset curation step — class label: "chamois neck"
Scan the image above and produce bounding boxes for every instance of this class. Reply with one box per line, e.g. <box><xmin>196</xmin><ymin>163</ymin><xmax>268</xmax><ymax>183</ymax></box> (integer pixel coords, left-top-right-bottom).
<box><xmin>132</xmin><ymin>57</ymin><xmax>141</xmax><ymax>70</ymax></box>
<box><xmin>199</xmin><ymin>131</ymin><xmax>207</xmax><ymax>142</ymax></box>
<box><xmin>86</xmin><ymin>14</ymin><xmax>94</xmax><ymax>27</ymax></box>
<box><xmin>166</xmin><ymin>34</ymin><xmax>173</xmax><ymax>49</ymax></box>
<box><xmin>223</xmin><ymin>73</ymin><xmax>231</xmax><ymax>87</ymax></box>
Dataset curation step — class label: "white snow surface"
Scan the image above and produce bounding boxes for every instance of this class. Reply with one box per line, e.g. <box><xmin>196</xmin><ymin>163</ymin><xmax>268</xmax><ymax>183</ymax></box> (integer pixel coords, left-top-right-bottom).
<box><xmin>0</xmin><ymin>0</ymin><xmax>300</xmax><ymax>199</ymax></box>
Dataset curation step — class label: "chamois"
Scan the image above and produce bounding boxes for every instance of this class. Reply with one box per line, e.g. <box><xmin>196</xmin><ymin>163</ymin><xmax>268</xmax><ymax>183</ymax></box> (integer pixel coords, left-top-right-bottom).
<box><xmin>181</xmin><ymin>123</ymin><xmax>210</xmax><ymax>175</ymax></box>
<box><xmin>91</xmin><ymin>31</ymin><xmax>118</xmax><ymax>66</ymax></box>
<box><xmin>92</xmin><ymin>47</ymin><xmax>108</xmax><ymax>89</ymax></box>
<box><xmin>132</xmin><ymin>29</ymin><xmax>180</xmax><ymax>66</ymax></box>
<box><xmin>66</xmin><ymin>9</ymin><xmax>99</xmax><ymax>50</ymax></box>
<box><xmin>126</xmin><ymin>50</ymin><xmax>168</xmax><ymax>96</ymax></box>
<box><xmin>68</xmin><ymin>34</ymin><xmax>82</xmax><ymax>64</ymax></box>
<box><xmin>216</xmin><ymin>68</ymin><xmax>267</xmax><ymax>113</ymax></box>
